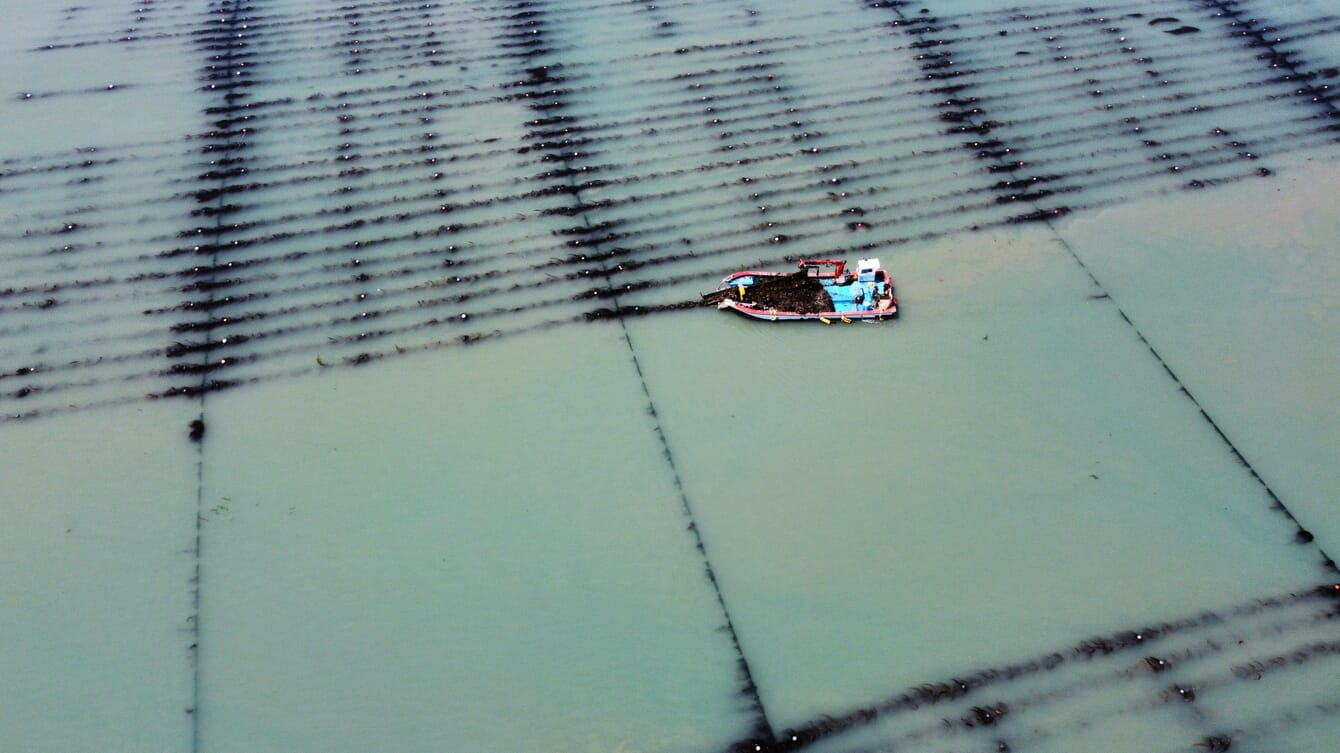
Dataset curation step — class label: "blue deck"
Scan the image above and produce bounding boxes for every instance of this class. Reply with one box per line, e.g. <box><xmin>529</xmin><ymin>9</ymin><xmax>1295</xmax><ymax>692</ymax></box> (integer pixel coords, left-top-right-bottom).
<box><xmin>824</xmin><ymin>280</ymin><xmax>883</xmax><ymax>313</ymax></box>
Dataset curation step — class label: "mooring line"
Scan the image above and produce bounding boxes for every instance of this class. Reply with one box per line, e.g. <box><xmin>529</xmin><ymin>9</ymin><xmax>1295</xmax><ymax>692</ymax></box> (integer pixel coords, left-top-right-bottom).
<box><xmin>870</xmin><ymin>0</ymin><xmax>1333</xmax><ymax>576</ymax></box>
<box><xmin>1044</xmin><ymin>221</ymin><xmax>1337</xmax><ymax>575</ymax></box>
<box><xmin>188</xmin><ymin>402</ymin><xmax>204</xmax><ymax>753</ymax></box>
<box><xmin>184</xmin><ymin>0</ymin><xmax>257</xmax><ymax>746</ymax></box>
<box><xmin>611</xmin><ymin>305</ymin><xmax>775</xmax><ymax>745</ymax></box>
<box><xmin>568</xmin><ymin>142</ymin><xmax>777</xmax><ymax>750</ymax></box>
<box><xmin>505</xmin><ymin>0</ymin><xmax>777</xmax><ymax>736</ymax></box>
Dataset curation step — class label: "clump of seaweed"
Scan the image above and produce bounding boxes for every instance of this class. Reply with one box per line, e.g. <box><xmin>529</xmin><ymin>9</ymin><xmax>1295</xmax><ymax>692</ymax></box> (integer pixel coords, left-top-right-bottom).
<box><xmin>702</xmin><ymin>271</ymin><xmax>833</xmax><ymax>313</ymax></box>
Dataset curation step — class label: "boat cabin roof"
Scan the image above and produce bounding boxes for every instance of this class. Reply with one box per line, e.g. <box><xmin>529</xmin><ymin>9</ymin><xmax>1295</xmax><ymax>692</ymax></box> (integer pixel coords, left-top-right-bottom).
<box><xmin>799</xmin><ymin>258</ymin><xmax>846</xmax><ymax>277</ymax></box>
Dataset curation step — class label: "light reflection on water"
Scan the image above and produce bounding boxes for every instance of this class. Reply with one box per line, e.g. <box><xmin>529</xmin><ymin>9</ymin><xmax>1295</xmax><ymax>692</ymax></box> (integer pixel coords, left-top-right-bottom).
<box><xmin>1</xmin><ymin>1</ymin><xmax>1338</xmax><ymax>751</ymax></box>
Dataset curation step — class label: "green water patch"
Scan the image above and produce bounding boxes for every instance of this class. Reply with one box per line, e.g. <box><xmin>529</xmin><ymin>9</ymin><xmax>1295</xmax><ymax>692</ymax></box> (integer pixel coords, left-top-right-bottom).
<box><xmin>1064</xmin><ymin>155</ymin><xmax>1340</xmax><ymax>556</ymax></box>
<box><xmin>0</xmin><ymin>401</ymin><xmax>199</xmax><ymax>752</ymax></box>
<box><xmin>624</xmin><ymin>223</ymin><xmax>1328</xmax><ymax>736</ymax></box>
<box><xmin>193</xmin><ymin>325</ymin><xmax>757</xmax><ymax>753</ymax></box>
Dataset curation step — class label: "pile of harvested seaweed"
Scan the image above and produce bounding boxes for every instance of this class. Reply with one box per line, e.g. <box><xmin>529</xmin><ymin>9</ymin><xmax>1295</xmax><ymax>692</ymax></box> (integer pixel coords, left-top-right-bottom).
<box><xmin>701</xmin><ymin>271</ymin><xmax>834</xmax><ymax>313</ymax></box>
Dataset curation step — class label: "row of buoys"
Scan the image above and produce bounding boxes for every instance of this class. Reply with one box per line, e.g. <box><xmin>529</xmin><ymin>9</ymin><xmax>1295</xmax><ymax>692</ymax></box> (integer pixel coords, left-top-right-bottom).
<box><xmin>759</xmin><ymin>585</ymin><xmax>1340</xmax><ymax>752</ymax></box>
<box><xmin>6</xmin><ymin>0</ymin><xmax>1337</xmax><ymax>421</ymax></box>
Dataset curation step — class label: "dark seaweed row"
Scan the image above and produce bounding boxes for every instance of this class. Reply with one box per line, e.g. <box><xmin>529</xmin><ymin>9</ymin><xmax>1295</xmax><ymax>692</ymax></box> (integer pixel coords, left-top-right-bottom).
<box><xmin>3</xmin><ymin>4</ymin><xmax>1340</xmax><ymax>751</ymax></box>
<box><xmin>0</xmin><ymin>6</ymin><xmax>1323</xmax><ymax>231</ymax></box>
<box><xmin>740</xmin><ymin>584</ymin><xmax>1340</xmax><ymax>752</ymax></box>
<box><xmin>182</xmin><ymin>0</ymin><xmax>260</xmax><ymax>742</ymax></box>
<box><xmin>517</xmin><ymin>0</ymin><xmax>768</xmax><ymax>741</ymax></box>
<box><xmin>2</xmin><ymin>0</ymin><xmax>1338</xmax><ymax>423</ymax></box>
<box><xmin>2</xmin><ymin>118</ymin><xmax>1329</xmax><ymax>409</ymax></box>
<box><xmin>490</xmin><ymin>0</ymin><xmax>780</xmax><ymax>747</ymax></box>
<box><xmin>854</xmin><ymin>0</ymin><xmax>1337</xmax><ymax>579</ymax></box>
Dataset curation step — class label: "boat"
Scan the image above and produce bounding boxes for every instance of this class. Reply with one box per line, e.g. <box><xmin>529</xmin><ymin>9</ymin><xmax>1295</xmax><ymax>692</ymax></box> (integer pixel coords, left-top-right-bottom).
<box><xmin>706</xmin><ymin>258</ymin><xmax>898</xmax><ymax>322</ymax></box>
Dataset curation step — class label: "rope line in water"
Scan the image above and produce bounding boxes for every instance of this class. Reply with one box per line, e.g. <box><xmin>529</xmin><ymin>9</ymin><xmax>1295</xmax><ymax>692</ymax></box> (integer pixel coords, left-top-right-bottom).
<box><xmin>5</xmin><ymin>3</ymin><xmax>1339</xmax><ymax>752</ymax></box>
<box><xmin>4</xmin><ymin>1</ymin><xmax>1339</xmax><ymax>420</ymax></box>
<box><xmin>495</xmin><ymin>1</ymin><xmax>777</xmax><ymax>743</ymax></box>
<box><xmin>867</xmin><ymin>0</ymin><xmax>1336</xmax><ymax>575</ymax></box>
<box><xmin>184</xmin><ymin>0</ymin><xmax>263</xmax><ymax>745</ymax></box>
<box><xmin>749</xmin><ymin>583</ymin><xmax>1339</xmax><ymax>752</ymax></box>
<box><xmin>612</xmin><ymin>309</ymin><xmax>777</xmax><ymax>747</ymax></box>
<box><xmin>1045</xmin><ymin>227</ymin><xmax>1337</xmax><ymax>575</ymax></box>
<box><xmin>1198</xmin><ymin>0</ymin><xmax>1340</xmax><ymax>123</ymax></box>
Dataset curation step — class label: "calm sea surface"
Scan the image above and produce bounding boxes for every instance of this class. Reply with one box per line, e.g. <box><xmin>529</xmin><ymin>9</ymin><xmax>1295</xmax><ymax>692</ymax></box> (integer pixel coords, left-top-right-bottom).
<box><xmin>2</xmin><ymin>1</ymin><xmax>1338</xmax><ymax>752</ymax></box>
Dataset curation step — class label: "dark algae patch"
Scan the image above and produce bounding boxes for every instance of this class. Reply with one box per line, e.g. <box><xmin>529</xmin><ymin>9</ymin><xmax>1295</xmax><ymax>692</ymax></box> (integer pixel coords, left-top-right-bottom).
<box><xmin>702</xmin><ymin>271</ymin><xmax>832</xmax><ymax>313</ymax></box>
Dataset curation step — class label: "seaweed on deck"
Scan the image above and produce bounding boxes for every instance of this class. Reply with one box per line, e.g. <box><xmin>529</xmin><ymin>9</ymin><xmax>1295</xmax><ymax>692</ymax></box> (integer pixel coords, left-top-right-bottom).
<box><xmin>701</xmin><ymin>270</ymin><xmax>834</xmax><ymax>313</ymax></box>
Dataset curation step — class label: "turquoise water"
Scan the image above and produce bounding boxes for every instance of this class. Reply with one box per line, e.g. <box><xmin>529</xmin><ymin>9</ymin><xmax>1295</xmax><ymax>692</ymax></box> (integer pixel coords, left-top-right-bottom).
<box><xmin>3</xmin><ymin>1</ymin><xmax>1339</xmax><ymax>752</ymax></box>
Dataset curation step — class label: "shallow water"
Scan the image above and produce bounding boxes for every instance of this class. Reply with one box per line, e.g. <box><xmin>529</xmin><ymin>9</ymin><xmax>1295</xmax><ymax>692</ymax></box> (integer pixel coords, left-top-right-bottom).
<box><xmin>2</xmin><ymin>1</ymin><xmax>1339</xmax><ymax>752</ymax></box>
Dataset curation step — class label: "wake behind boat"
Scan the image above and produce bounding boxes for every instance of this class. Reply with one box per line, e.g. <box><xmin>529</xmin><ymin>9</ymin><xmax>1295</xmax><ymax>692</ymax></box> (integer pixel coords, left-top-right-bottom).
<box><xmin>703</xmin><ymin>258</ymin><xmax>898</xmax><ymax>323</ymax></box>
